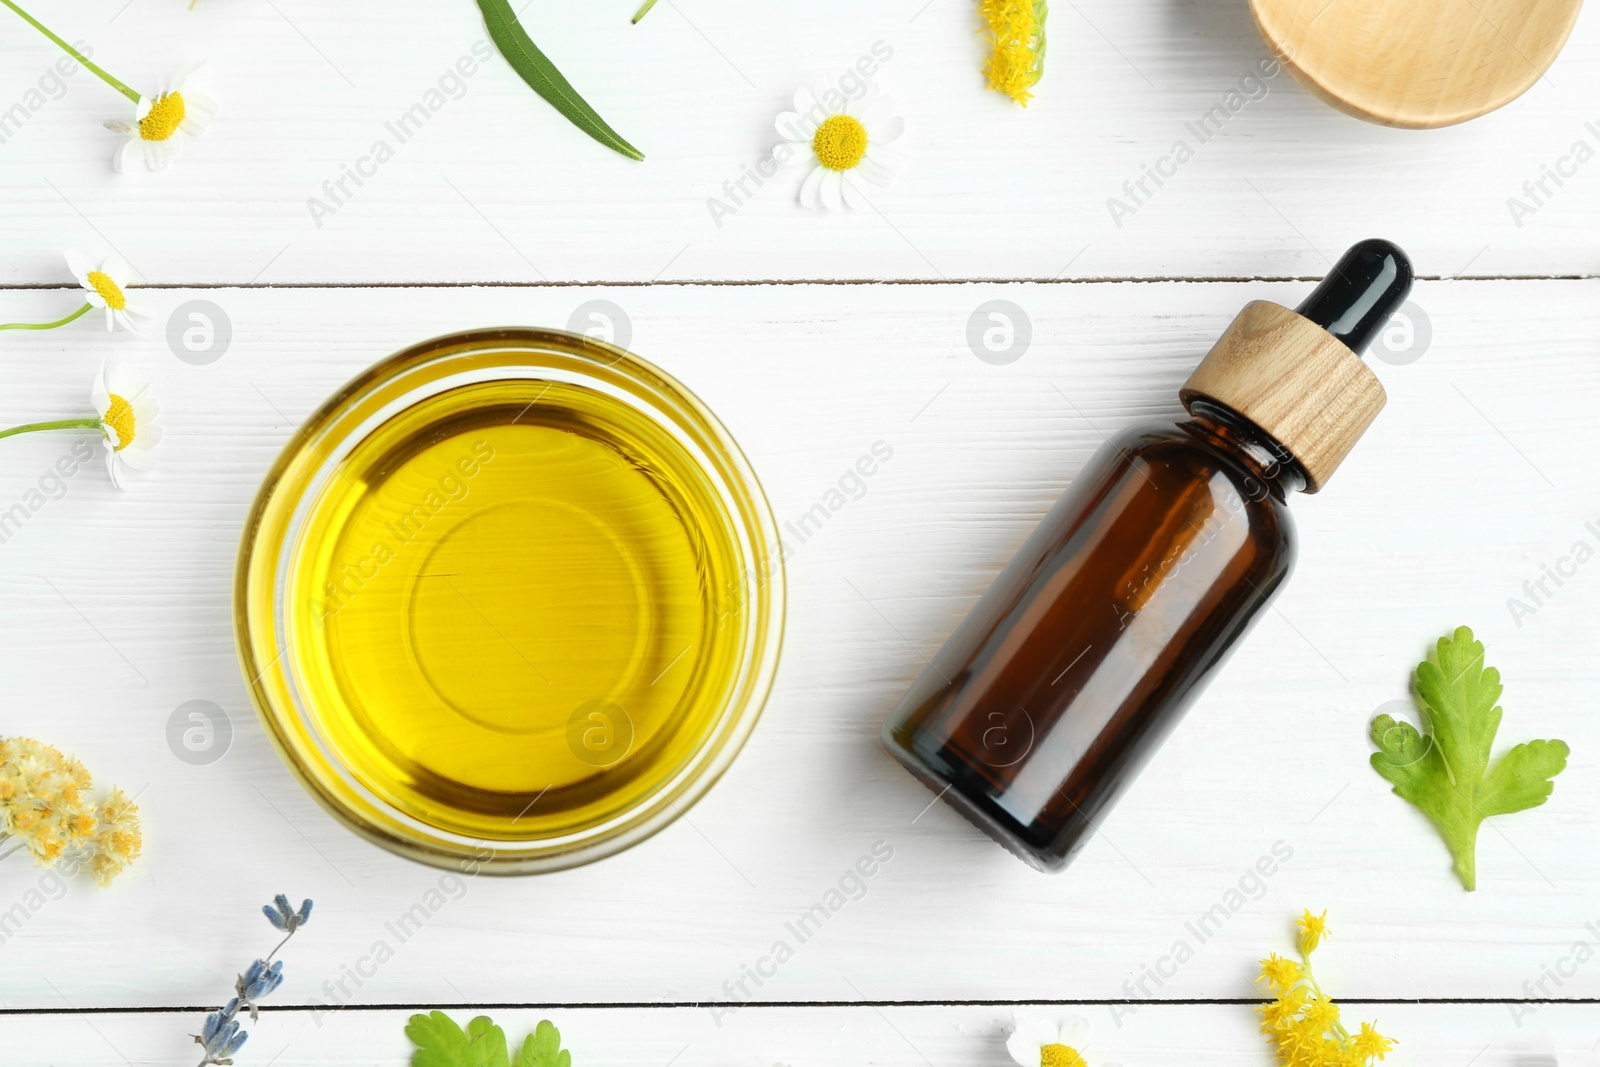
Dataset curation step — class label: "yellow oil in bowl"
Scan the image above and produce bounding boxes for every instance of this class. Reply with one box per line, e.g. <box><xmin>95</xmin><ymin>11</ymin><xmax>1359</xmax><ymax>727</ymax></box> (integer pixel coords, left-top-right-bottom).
<box><xmin>237</xmin><ymin>330</ymin><xmax>783</xmax><ymax>872</ymax></box>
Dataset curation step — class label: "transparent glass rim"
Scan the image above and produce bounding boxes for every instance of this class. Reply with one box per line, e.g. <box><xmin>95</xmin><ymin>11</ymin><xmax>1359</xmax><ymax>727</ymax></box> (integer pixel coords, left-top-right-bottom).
<box><xmin>233</xmin><ymin>328</ymin><xmax>786</xmax><ymax>874</ymax></box>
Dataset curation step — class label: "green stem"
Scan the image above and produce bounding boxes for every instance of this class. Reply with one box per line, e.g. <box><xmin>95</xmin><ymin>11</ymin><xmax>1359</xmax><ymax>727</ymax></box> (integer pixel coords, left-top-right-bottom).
<box><xmin>0</xmin><ymin>303</ymin><xmax>92</xmax><ymax>332</ymax></box>
<box><xmin>0</xmin><ymin>0</ymin><xmax>141</xmax><ymax>102</ymax></box>
<box><xmin>1298</xmin><ymin>949</ymin><xmax>1353</xmax><ymax>1043</ymax></box>
<box><xmin>631</xmin><ymin>0</ymin><xmax>658</xmax><ymax>22</ymax></box>
<box><xmin>0</xmin><ymin>417</ymin><xmax>101</xmax><ymax>442</ymax></box>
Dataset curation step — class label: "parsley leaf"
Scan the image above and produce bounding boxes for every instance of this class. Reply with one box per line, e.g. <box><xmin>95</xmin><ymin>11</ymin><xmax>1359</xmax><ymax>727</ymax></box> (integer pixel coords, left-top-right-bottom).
<box><xmin>407</xmin><ymin>1012</ymin><xmax>572</xmax><ymax>1067</ymax></box>
<box><xmin>516</xmin><ymin>1020</ymin><xmax>572</xmax><ymax>1067</ymax></box>
<box><xmin>1370</xmin><ymin>625</ymin><xmax>1569</xmax><ymax>891</ymax></box>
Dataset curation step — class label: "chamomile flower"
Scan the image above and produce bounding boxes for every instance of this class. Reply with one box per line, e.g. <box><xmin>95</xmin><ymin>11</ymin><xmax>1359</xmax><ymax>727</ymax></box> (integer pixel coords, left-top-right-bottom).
<box><xmin>92</xmin><ymin>364</ymin><xmax>162</xmax><ymax>488</ymax></box>
<box><xmin>773</xmin><ymin>86</ymin><xmax>905</xmax><ymax>210</ymax></box>
<box><xmin>65</xmin><ymin>249</ymin><xmax>148</xmax><ymax>332</ymax></box>
<box><xmin>1006</xmin><ymin>1014</ymin><xmax>1117</xmax><ymax>1067</ymax></box>
<box><xmin>107</xmin><ymin>68</ymin><xmax>217</xmax><ymax>173</ymax></box>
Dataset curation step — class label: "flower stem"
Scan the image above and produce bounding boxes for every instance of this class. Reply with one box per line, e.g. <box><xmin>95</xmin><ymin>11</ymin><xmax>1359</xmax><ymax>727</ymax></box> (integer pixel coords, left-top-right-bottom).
<box><xmin>263</xmin><ymin>928</ymin><xmax>295</xmax><ymax>965</ymax></box>
<box><xmin>0</xmin><ymin>303</ymin><xmax>92</xmax><ymax>332</ymax></box>
<box><xmin>0</xmin><ymin>417</ymin><xmax>101</xmax><ymax>442</ymax></box>
<box><xmin>0</xmin><ymin>0</ymin><xmax>142</xmax><ymax>102</ymax></box>
<box><xmin>631</xmin><ymin>0</ymin><xmax>658</xmax><ymax>22</ymax></box>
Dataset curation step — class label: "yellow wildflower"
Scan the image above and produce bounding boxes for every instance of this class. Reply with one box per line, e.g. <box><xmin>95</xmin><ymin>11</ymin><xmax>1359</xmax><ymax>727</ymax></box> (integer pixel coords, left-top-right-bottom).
<box><xmin>1258</xmin><ymin>952</ymin><xmax>1302</xmax><ymax>993</ymax></box>
<box><xmin>1350</xmin><ymin>1023</ymin><xmax>1394</xmax><ymax>1062</ymax></box>
<box><xmin>1297</xmin><ymin>908</ymin><xmax>1329</xmax><ymax>954</ymax></box>
<box><xmin>979</xmin><ymin>0</ymin><xmax>1048</xmax><ymax>106</ymax></box>
<box><xmin>1256</xmin><ymin>910</ymin><xmax>1396</xmax><ymax>1066</ymax></box>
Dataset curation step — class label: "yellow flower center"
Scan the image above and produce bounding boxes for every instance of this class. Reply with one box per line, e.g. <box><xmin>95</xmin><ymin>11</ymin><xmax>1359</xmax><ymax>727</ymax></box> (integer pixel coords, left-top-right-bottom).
<box><xmin>139</xmin><ymin>92</ymin><xmax>186</xmax><ymax>141</ymax></box>
<box><xmin>103</xmin><ymin>394</ymin><xmax>136</xmax><ymax>451</ymax></box>
<box><xmin>86</xmin><ymin>271</ymin><xmax>127</xmax><ymax>310</ymax></box>
<box><xmin>812</xmin><ymin>114</ymin><xmax>868</xmax><ymax>171</ymax></box>
<box><xmin>1040</xmin><ymin>1044</ymin><xmax>1086</xmax><ymax>1067</ymax></box>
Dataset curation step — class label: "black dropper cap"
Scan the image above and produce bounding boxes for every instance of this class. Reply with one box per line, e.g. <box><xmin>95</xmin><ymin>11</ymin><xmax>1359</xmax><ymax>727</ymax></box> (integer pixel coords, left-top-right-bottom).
<box><xmin>1294</xmin><ymin>239</ymin><xmax>1414</xmax><ymax>357</ymax></box>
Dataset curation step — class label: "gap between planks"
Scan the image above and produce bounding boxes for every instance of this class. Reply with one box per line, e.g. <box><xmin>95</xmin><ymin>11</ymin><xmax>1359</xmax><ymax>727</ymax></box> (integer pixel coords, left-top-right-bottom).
<box><xmin>5</xmin><ymin>997</ymin><xmax>1600</xmax><ymax>1016</ymax></box>
<box><xmin>0</xmin><ymin>274</ymin><xmax>1595</xmax><ymax>292</ymax></box>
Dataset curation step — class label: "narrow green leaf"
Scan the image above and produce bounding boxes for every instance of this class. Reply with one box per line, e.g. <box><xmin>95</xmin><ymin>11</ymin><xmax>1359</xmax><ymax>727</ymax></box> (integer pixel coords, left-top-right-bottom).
<box><xmin>474</xmin><ymin>0</ymin><xmax>644</xmax><ymax>161</ymax></box>
<box><xmin>632</xmin><ymin>0</ymin><xmax>659</xmax><ymax>23</ymax></box>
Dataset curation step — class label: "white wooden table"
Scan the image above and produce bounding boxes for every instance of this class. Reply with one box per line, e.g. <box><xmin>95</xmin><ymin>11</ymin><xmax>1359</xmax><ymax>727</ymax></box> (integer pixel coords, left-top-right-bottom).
<box><xmin>3</xmin><ymin>0</ymin><xmax>1599</xmax><ymax>1063</ymax></box>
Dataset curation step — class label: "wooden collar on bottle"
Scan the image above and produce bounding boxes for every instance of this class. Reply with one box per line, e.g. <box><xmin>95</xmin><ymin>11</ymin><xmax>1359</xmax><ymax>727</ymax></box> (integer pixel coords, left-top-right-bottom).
<box><xmin>1178</xmin><ymin>300</ymin><xmax>1385</xmax><ymax>494</ymax></box>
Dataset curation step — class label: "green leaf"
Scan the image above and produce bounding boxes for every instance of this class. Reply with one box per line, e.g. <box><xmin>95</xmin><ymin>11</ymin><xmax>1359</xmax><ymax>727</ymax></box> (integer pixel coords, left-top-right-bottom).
<box><xmin>473</xmin><ymin>0</ymin><xmax>644</xmax><ymax>161</ymax></box>
<box><xmin>515</xmin><ymin>1020</ymin><xmax>572</xmax><ymax>1067</ymax></box>
<box><xmin>407</xmin><ymin>1012</ymin><xmax>511</xmax><ymax>1067</ymax></box>
<box><xmin>1369</xmin><ymin>625</ymin><xmax>1569</xmax><ymax>891</ymax></box>
<box><xmin>407</xmin><ymin>1013</ymin><xmax>572</xmax><ymax>1067</ymax></box>
<box><xmin>1478</xmin><ymin>739</ymin><xmax>1569</xmax><ymax>817</ymax></box>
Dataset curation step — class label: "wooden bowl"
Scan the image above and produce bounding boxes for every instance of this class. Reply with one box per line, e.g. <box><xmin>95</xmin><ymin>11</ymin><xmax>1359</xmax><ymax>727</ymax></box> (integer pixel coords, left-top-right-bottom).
<box><xmin>1250</xmin><ymin>0</ymin><xmax>1585</xmax><ymax>128</ymax></box>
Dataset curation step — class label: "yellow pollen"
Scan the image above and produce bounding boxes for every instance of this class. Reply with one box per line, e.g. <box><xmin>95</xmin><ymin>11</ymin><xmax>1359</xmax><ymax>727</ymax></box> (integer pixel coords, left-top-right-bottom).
<box><xmin>103</xmin><ymin>394</ymin><xmax>137</xmax><ymax>452</ymax></box>
<box><xmin>812</xmin><ymin>114</ymin><xmax>868</xmax><ymax>171</ymax></box>
<box><xmin>86</xmin><ymin>271</ymin><xmax>127</xmax><ymax>311</ymax></box>
<box><xmin>139</xmin><ymin>92</ymin><xmax>186</xmax><ymax>141</ymax></box>
<box><xmin>1040</xmin><ymin>1044</ymin><xmax>1086</xmax><ymax>1067</ymax></box>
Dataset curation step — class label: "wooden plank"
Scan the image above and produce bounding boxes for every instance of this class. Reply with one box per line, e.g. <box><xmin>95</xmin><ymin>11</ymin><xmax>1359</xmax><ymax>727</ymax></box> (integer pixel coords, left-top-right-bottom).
<box><xmin>0</xmin><ymin>278</ymin><xmax>1595</xmax><ymax>1009</ymax></box>
<box><xmin>0</xmin><ymin>0</ymin><xmax>1595</xmax><ymax>284</ymax></box>
<box><xmin>0</xmin><ymin>1003</ymin><xmax>1593</xmax><ymax>1065</ymax></box>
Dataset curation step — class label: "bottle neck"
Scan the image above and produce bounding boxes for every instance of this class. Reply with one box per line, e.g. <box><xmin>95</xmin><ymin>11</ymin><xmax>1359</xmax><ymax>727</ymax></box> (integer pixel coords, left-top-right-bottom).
<box><xmin>1184</xmin><ymin>399</ymin><xmax>1307</xmax><ymax>497</ymax></box>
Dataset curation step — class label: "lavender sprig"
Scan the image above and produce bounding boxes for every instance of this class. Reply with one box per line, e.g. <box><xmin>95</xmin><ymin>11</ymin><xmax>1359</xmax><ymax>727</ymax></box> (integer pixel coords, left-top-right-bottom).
<box><xmin>192</xmin><ymin>895</ymin><xmax>312</xmax><ymax>1066</ymax></box>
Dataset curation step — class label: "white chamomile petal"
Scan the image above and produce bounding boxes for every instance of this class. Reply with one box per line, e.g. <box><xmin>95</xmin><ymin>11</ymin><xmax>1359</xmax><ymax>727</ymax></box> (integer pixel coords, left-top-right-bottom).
<box><xmin>860</xmin><ymin>94</ymin><xmax>894</xmax><ymax>124</ymax></box>
<box><xmin>823</xmin><ymin>169</ymin><xmax>849</xmax><ymax>210</ymax></box>
<box><xmin>841</xmin><ymin>173</ymin><xmax>869</xmax><ymax>209</ymax></box>
<box><xmin>118</xmin><ymin>444</ymin><xmax>157</xmax><ymax>471</ymax></box>
<box><xmin>114</xmin><ymin>307</ymin><xmax>150</xmax><ymax>333</ymax></box>
<box><xmin>875</xmin><ymin>114</ymin><xmax>906</xmax><ymax>144</ymax></box>
<box><xmin>114</xmin><ymin>139</ymin><xmax>140</xmax><ymax>174</ymax></box>
<box><xmin>1009</xmin><ymin>1014</ymin><xmax>1063</xmax><ymax>1057</ymax></box>
<box><xmin>64</xmin><ymin>248</ymin><xmax>95</xmax><ymax>287</ymax></box>
<box><xmin>180</xmin><ymin>90</ymin><xmax>218</xmax><ymax>136</ymax></box>
<box><xmin>855</xmin><ymin>156</ymin><xmax>897</xmax><ymax>187</ymax></box>
<box><xmin>773</xmin><ymin>110</ymin><xmax>804</xmax><ymax>138</ymax></box>
<box><xmin>798</xmin><ymin>164</ymin><xmax>827</xmax><ymax>209</ymax></box>
<box><xmin>1056</xmin><ymin>1017</ymin><xmax>1090</xmax><ymax>1048</ymax></box>
<box><xmin>132</xmin><ymin>393</ymin><xmax>159</xmax><ymax>423</ymax></box>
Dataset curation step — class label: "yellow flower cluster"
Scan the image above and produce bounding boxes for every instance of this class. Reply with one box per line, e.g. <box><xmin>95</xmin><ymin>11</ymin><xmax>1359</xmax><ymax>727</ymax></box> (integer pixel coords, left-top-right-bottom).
<box><xmin>1256</xmin><ymin>911</ymin><xmax>1395</xmax><ymax>1067</ymax></box>
<box><xmin>979</xmin><ymin>0</ymin><xmax>1048</xmax><ymax>106</ymax></box>
<box><xmin>0</xmin><ymin>737</ymin><xmax>141</xmax><ymax>888</ymax></box>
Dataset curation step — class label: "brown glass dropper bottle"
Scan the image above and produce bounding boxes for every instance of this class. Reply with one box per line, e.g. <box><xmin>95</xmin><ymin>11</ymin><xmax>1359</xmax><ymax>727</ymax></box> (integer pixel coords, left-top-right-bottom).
<box><xmin>881</xmin><ymin>239</ymin><xmax>1414</xmax><ymax>872</ymax></box>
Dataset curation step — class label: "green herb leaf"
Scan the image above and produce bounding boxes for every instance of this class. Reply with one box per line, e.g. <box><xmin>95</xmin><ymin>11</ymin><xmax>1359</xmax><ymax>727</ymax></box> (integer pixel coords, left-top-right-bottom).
<box><xmin>407</xmin><ymin>1012</ymin><xmax>511</xmax><ymax>1067</ymax></box>
<box><xmin>407</xmin><ymin>1012</ymin><xmax>572</xmax><ymax>1067</ymax></box>
<box><xmin>515</xmin><ymin>1020</ymin><xmax>572</xmax><ymax>1067</ymax></box>
<box><xmin>1369</xmin><ymin>625</ymin><xmax>1569</xmax><ymax>891</ymax></box>
<box><xmin>473</xmin><ymin>0</ymin><xmax>644</xmax><ymax>161</ymax></box>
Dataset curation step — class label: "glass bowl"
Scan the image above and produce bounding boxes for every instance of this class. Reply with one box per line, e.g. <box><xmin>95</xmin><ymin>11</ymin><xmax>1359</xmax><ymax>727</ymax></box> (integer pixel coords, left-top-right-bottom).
<box><xmin>235</xmin><ymin>328</ymin><xmax>784</xmax><ymax>874</ymax></box>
